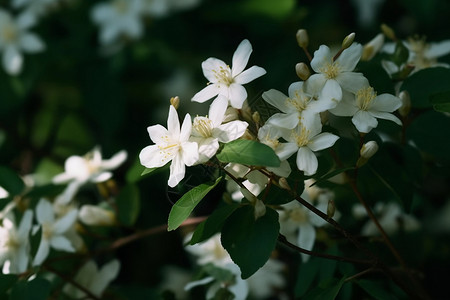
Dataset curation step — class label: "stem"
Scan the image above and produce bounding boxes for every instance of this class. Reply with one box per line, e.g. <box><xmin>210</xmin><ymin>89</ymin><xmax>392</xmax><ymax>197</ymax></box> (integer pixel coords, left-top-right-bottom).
<box><xmin>302</xmin><ymin>47</ymin><xmax>313</xmax><ymax>62</ymax></box>
<box><xmin>278</xmin><ymin>234</ymin><xmax>373</xmax><ymax>265</ymax></box>
<box><xmin>348</xmin><ymin>179</ymin><xmax>407</xmax><ymax>269</ymax></box>
<box><xmin>344</xmin><ymin>267</ymin><xmax>379</xmax><ymax>282</ymax></box>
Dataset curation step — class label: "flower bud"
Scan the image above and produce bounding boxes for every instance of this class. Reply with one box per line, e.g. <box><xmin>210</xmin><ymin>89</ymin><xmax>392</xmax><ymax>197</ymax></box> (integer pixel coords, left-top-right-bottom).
<box><xmin>398</xmin><ymin>90</ymin><xmax>411</xmax><ymax>117</ymax></box>
<box><xmin>254</xmin><ymin>198</ymin><xmax>266</xmax><ymax>220</ymax></box>
<box><xmin>296</xmin><ymin>29</ymin><xmax>309</xmax><ymax>48</ymax></box>
<box><xmin>170</xmin><ymin>96</ymin><xmax>180</xmax><ymax>109</ymax></box>
<box><xmin>79</xmin><ymin>205</ymin><xmax>116</xmax><ymax>226</ymax></box>
<box><xmin>360</xmin><ymin>141</ymin><xmax>379</xmax><ymax>159</ymax></box>
<box><xmin>381</xmin><ymin>23</ymin><xmax>396</xmax><ymax>41</ymax></box>
<box><xmin>361</xmin><ymin>33</ymin><xmax>385</xmax><ymax>61</ymax></box>
<box><xmin>252</xmin><ymin>111</ymin><xmax>261</xmax><ymax>124</ymax></box>
<box><xmin>357</xmin><ymin>141</ymin><xmax>379</xmax><ymax>167</ymax></box>
<box><xmin>295</xmin><ymin>62</ymin><xmax>310</xmax><ymax>80</ymax></box>
<box><xmin>342</xmin><ymin>32</ymin><xmax>355</xmax><ymax>50</ymax></box>
<box><xmin>327</xmin><ymin>199</ymin><xmax>336</xmax><ymax>218</ymax></box>
<box><xmin>278</xmin><ymin>177</ymin><xmax>291</xmax><ymax>191</ymax></box>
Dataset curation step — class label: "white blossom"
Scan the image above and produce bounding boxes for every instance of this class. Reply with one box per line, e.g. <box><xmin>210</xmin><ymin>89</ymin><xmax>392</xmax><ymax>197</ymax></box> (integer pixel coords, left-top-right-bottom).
<box><xmin>192</xmin><ymin>39</ymin><xmax>266</xmax><ymax>109</ymax></box>
<box><xmin>79</xmin><ymin>204</ymin><xmax>116</xmax><ymax>226</ymax></box>
<box><xmin>190</xmin><ymin>96</ymin><xmax>248</xmax><ymax>164</ymax></box>
<box><xmin>0</xmin><ymin>10</ymin><xmax>45</xmax><ymax>75</ymax></box>
<box><xmin>33</xmin><ymin>198</ymin><xmax>78</xmax><ymax>266</ymax></box>
<box><xmin>330</xmin><ymin>85</ymin><xmax>402</xmax><ymax>133</ymax></box>
<box><xmin>262</xmin><ymin>80</ymin><xmax>339</xmax><ymax>130</ymax></box>
<box><xmin>91</xmin><ymin>0</ymin><xmax>144</xmax><ymax>46</ymax></box>
<box><xmin>139</xmin><ymin>105</ymin><xmax>198</xmax><ymax>187</ymax></box>
<box><xmin>53</xmin><ymin>147</ymin><xmax>127</xmax><ymax>204</ymax></box>
<box><xmin>63</xmin><ymin>259</ymin><xmax>120</xmax><ymax>298</ymax></box>
<box><xmin>0</xmin><ymin>210</ymin><xmax>33</xmax><ymax>274</ymax></box>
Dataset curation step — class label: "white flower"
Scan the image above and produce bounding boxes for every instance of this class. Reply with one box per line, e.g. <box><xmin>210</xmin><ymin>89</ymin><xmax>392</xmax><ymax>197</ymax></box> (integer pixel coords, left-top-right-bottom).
<box><xmin>0</xmin><ymin>10</ymin><xmax>45</xmax><ymax>75</ymax></box>
<box><xmin>0</xmin><ymin>210</ymin><xmax>33</xmax><ymax>274</ymax></box>
<box><xmin>185</xmin><ymin>233</ymin><xmax>232</xmax><ymax>267</ymax></box>
<box><xmin>278</xmin><ymin>196</ymin><xmax>330</xmax><ymax>262</ymax></box>
<box><xmin>79</xmin><ymin>204</ymin><xmax>116</xmax><ymax>226</ymax></box>
<box><xmin>280</xmin><ymin>121</ymin><xmax>339</xmax><ymax>176</ymax></box>
<box><xmin>192</xmin><ymin>39</ymin><xmax>266</xmax><ymax>109</ymax></box>
<box><xmin>329</xmin><ymin>85</ymin><xmax>402</xmax><ymax>133</ymax></box>
<box><xmin>139</xmin><ymin>105</ymin><xmax>198</xmax><ymax>187</ymax></box>
<box><xmin>159</xmin><ymin>265</ymin><xmax>193</xmax><ymax>300</ymax></box>
<box><xmin>353</xmin><ymin>202</ymin><xmax>420</xmax><ymax>236</ymax></box>
<box><xmin>262</xmin><ymin>80</ymin><xmax>339</xmax><ymax>130</ymax></box>
<box><xmin>33</xmin><ymin>198</ymin><xmax>78</xmax><ymax>266</ymax></box>
<box><xmin>52</xmin><ymin>147</ymin><xmax>127</xmax><ymax>204</ymax></box>
<box><xmin>63</xmin><ymin>259</ymin><xmax>120</xmax><ymax>298</ymax></box>
<box><xmin>307</xmin><ymin>43</ymin><xmax>367</xmax><ymax>101</ymax></box>
<box><xmin>224</xmin><ymin>163</ymin><xmax>268</xmax><ymax>201</ymax></box>
<box><xmin>190</xmin><ymin>96</ymin><xmax>248</xmax><ymax>164</ymax></box>
<box><xmin>91</xmin><ymin>0</ymin><xmax>144</xmax><ymax>46</ymax></box>
<box><xmin>246</xmin><ymin>258</ymin><xmax>286</xmax><ymax>299</ymax></box>
<box><xmin>0</xmin><ymin>186</ymin><xmax>9</xmax><ymax>199</ymax></box>
<box><xmin>382</xmin><ymin>38</ymin><xmax>450</xmax><ymax>74</ymax></box>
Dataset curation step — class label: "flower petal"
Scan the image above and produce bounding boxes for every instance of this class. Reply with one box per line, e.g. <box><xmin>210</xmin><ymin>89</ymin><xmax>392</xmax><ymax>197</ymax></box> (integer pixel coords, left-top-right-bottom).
<box><xmin>201</xmin><ymin>58</ymin><xmax>228</xmax><ymax>83</ymax></box>
<box><xmin>352</xmin><ymin>110</ymin><xmax>378</xmax><ymax>133</ymax></box>
<box><xmin>53</xmin><ymin>209</ymin><xmax>78</xmax><ymax>234</ymax></box>
<box><xmin>288</xmin><ymin>81</ymin><xmax>304</xmax><ymax>99</ymax></box>
<box><xmin>337</xmin><ymin>72</ymin><xmax>368</xmax><ymax>93</ymax></box>
<box><xmin>310</xmin><ymin>45</ymin><xmax>332</xmax><ymax>73</ymax></box>
<box><xmin>262</xmin><ymin>89</ymin><xmax>290</xmax><ymax>112</ymax></box>
<box><xmin>192</xmin><ymin>84</ymin><xmax>220</xmax><ymax>103</ymax></box>
<box><xmin>139</xmin><ymin>145</ymin><xmax>173</xmax><ymax>168</ymax></box>
<box><xmin>320</xmin><ymin>78</ymin><xmax>342</xmax><ymax>103</ymax></box>
<box><xmin>215</xmin><ymin>120</ymin><xmax>248</xmax><ymax>142</ymax></box>
<box><xmin>194</xmin><ymin>137</ymin><xmax>219</xmax><ymax>164</ymax></box>
<box><xmin>425</xmin><ymin>40</ymin><xmax>450</xmax><ymax>58</ymax></box>
<box><xmin>370</xmin><ymin>94</ymin><xmax>402</xmax><ymax>112</ymax></box>
<box><xmin>101</xmin><ymin>150</ymin><xmax>127</xmax><ymax>170</ymax></box>
<box><xmin>298</xmin><ymin>223</ymin><xmax>316</xmax><ymax>262</ymax></box>
<box><xmin>296</xmin><ymin>147</ymin><xmax>318</xmax><ymax>175</ymax></box>
<box><xmin>92</xmin><ymin>260</ymin><xmax>121</xmax><ymax>296</ymax></box>
<box><xmin>275</xmin><ymin>143</ymin><xmax>298</xmax><ymax>161</ymax></box>
<box><xmin>181</xmin><ymin>141</ymin><xmax>199</xmax><ymax>166</ymax></box>
<box><xmin>267</xmin><ymin>112</ymin><xmax>299</xmax><ymax>129</ymax></box>
<box><xmin>232</xmin><ymin>39</ymin><xmax>252</xmax><ymax>77</ymax></box>
<box><xmin>336</xmin><ymin>43</ymin><xmax>362</xmax><ymax>71</ymax></box>
<box><xmin>19</xmin><ymin>33</ymin><xmax>45</xmax><ymax>53</ymax></box>
<box><xmin>168</xmin><ymin>154</ymin><xmax>185</xmax><ymax>187</ymax></box>
<box><xmin>209</xmin><ymin>95</ymin><xmax>228</xmax><ymax>127</ymax></box>
<box><xmin>33</xmin><ymin>238</ymin><xmax>49</xmax><ymax>266</ymax></box>
<box><xmin>3</xmin><ymin>46</ymin><xmax>23</xmax><ymax>75</ymax></box>
<box><xmin>147</xmin><ymin>124</ymin><xmax>169</xmax><ymax>145</ymax></box>
<box><xmin>308</xmin><ymin>132</ymin><xmax>339</xmax><ymax>152</ymax></box>
<box><xmin>50</xmin><ymin>236</ymin><xmax>75</xmax><ymax>252</ymax></box>
<box><xmin>167</xmin><ymin>105</ymin><xmax>181</xmax><ymax>138</ymax></box>
<box><xmin>369</xmin><ymin>111</ymin><xmax>402</xmax><ymax>125</ymax></box>
<box><xmin>227</xmin><ymin>83</ymin><xmax>247</xmax><ymax>109</ymax></box>
<box><xmin>234</xmin><ymin>65</ymin><xmax>266</xmax><ymax>84</ymax></box>
<box><xmin>17</xmin><ymin>210</ymin><xmax>33</xmax><ymax>240</ymax></box>
<box><xmin>36</xmin><ymin>199</ymin><xmax>54</xmax><ymax>225</ymax></box>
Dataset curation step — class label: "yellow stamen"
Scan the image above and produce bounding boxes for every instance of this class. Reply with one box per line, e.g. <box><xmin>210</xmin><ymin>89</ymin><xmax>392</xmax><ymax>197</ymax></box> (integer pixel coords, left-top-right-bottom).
<box><xmin>356</xmin><ymin>87</ymin><xmax>377</xmax><ymax>111</ymax></box>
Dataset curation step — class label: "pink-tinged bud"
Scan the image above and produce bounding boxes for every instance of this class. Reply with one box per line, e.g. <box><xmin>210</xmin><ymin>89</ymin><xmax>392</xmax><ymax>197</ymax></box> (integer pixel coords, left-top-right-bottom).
<box><xmin>278</xmin><ymin>177</ymin><xmax>291</xmax><ymax>191</ymax></box>
<box><xmin>252</xmin><ymin>111</ymin><xmax>261</xmax><ymax>124</ymax></box>
<box><xmin>296</xmin><ymin>29</ymin><xmax>309</xmax><ymax>48</ymax></box>
<box><xmin>295</xmin><ymin>62</ymin><xmax>310</xmax><ymax>80</ymax></box>
<box><xmin>361</xmin><ymin>33</ymin><xmax>385</xmax><ymax>61</ymax></box>
<box><xmin>398</xmin><ymin>90</ymin><xmax>411</xmax><ymax>117</ymax></box>
<box><xmin>342</xmin><ymin>32</ymin><xmax>356</xmax><ymax>50</ymax></box>
<box><xmin>170</xmin><ymin>96</ymin><xmax>180</xmax><ymax>109</ymax></box>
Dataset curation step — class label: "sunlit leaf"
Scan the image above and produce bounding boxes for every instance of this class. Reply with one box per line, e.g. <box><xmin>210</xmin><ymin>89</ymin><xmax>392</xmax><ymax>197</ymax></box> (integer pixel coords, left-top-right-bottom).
<box><xmin>168</xmin><ymin>177</ymin><xmax>222</xmax><ymax>231</ymax></box>
<box><xmin>216</xmin><ymin>139</ymin><xmax>280</xmax><ymax>167</ymax></box>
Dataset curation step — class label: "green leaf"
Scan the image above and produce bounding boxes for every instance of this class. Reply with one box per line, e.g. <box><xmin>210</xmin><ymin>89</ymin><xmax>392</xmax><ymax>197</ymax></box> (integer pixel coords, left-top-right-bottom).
<box><xmin>221</xmin><ymin>206</ymin><xmax>279</xmax><ymax>279</ymax></box>
<box><xmin>239</xmin><ymin>0</ymin><xmax>295</xmax><ymax>19</ymax></box>
<box><xmin>116</xmin><ymin>184</ymin><xmax>141</xmax><ymax>226</ymax></box>
<box><xmin>190</xmin><ymin>203</ymin><xmax>239</xmax><ymax>245</ymax></box>
<box><xmin>168</xmin><ymin>177</ymin><xmax>222</xmax><ymax>231</ymax></box>
<box><xmin>10</xmin><ymin>278</ymin><xmax>51</xmax><ymax>300</ymax></box>
<box><xmin>141</xmin><ymin>167</ymin><xmax>157</xmax><ymax>176</ymax></box>
<box><xmin>430</xmin><ymin>90</ymin><xmax>450</xmax><ymax>112</ymax></box>
<box><xmin>295</xmin><ymin>258</ymin><xmax>321</xmax><ymax>298</ymax></box>
<box><xmin>401</xmin><ymin>67</ymin><xmax>450</xmax><ymax>108</ymax></box>
<box><xmin>216</xmin><ymin>139</ymin><xmax>280</xmax><ymax>167</ymax></box>
<box><xmin>0</xmin><ymin>166</ymin><xmax>24</xmax><ymax>196</ymax></box>
<box><xmin>391</xmin><ymin>41</ymin><xmax>410</xmax><ymax>67</ymax></box>
<box><xmin>407</xmin><ymin>110</ymin><xmax>450</xmax><ymax>161</ymax></box>
<box><xmin>203</xmin><ymin>263</ymin><xmax>235</xmax><ymax>282</ymax></box>
<box><xmin>302</xmin><ymin>277</ymin><xmax>346</xmax><ymax>300</ymax></box>
<box><xmin>0</xmin><ymin>274</ymin><xmax>18</xmax><ymax>295</ymax></box>
<box><xmin>357</xmin><ymin>279</ymin><xmax>398</xmax><ymax>300</ymax></box>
